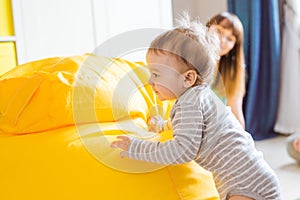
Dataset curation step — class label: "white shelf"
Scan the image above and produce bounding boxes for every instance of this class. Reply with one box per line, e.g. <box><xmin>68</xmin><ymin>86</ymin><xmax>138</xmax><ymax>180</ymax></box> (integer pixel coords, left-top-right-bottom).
<box><xmin>0</xmin><ymin>36</ymin><xmax>16</xmax><ymax>42</ymax></box>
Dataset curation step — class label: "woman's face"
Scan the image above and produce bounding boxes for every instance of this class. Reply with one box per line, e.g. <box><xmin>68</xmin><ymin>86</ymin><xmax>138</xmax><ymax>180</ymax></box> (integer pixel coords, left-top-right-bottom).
<box><xmin>211</xmin><ymin>21</ymin><xmax>236</xmax><ymax>56</ymax></box>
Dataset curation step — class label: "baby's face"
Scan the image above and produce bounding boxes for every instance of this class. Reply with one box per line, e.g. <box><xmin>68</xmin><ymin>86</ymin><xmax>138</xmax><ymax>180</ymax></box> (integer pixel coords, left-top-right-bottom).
<box><xmin>146</xmin><ymin>53</ymin><xmax>187</xmax><ymax>101</ymax></box>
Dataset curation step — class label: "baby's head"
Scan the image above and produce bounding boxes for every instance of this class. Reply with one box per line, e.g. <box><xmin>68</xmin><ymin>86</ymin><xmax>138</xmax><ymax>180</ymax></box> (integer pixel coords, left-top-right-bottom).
<box><xmin>146</xmin><ymin>16</ymin><xmax>219</xmax><ymax>100</ymax></box>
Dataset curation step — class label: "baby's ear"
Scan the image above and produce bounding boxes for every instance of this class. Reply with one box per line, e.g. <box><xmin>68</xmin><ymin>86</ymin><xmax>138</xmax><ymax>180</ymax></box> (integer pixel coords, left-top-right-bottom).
<box><xmin>183</xmin><ymin>70</ymin><xmax>197</xmax><ymax>88</ymax></box>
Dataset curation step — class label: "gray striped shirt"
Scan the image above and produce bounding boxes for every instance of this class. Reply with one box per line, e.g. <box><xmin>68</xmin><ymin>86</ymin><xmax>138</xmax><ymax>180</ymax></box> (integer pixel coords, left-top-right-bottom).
<box><xmin>128</xmin><ymin>85</ymin><xmax>281</xmax><ymax>200</ymax></box>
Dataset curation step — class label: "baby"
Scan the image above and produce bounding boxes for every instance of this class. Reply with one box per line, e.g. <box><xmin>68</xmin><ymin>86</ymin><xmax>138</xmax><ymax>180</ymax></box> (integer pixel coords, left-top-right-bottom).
<box><xmin>111</xmin><ymin>17</ymin><xmax>281</xmax><ymax>200</ymax></box>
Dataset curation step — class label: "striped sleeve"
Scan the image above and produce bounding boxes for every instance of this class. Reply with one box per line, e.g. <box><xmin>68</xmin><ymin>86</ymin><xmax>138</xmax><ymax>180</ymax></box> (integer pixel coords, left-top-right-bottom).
<box><xmin>128</xmin><ymin>102</ymin><xmax>203</xmax><ymax>165</ymax></box>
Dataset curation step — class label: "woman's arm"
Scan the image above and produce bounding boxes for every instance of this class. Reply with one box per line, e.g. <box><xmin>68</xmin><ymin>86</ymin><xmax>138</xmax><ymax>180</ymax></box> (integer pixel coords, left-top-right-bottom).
<box><xmin>227</xmin><ymin>95</ymin><xmax>245</xmax><ymax>129</ymax></box>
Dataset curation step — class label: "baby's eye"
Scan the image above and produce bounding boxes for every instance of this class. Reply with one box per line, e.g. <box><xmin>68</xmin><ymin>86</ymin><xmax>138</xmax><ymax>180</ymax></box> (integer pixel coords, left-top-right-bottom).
<box><xmin>152</xmin><ymin>73</ymin><xmax>159</xmax><ymax>78</ymax></box>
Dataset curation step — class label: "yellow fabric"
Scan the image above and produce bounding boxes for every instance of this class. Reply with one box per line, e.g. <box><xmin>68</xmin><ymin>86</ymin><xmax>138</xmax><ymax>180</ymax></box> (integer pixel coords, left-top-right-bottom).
<box><xmin>0</xmin><ymin>54</ymin><xmax>220</xmax><ymax>199</ymax></box>
<box><xmin>0</xmin><ymin>54</ymin><xmax>167</xmax><ymax>133</ymax></box>
<box><xmin>0</xmin><ymin>42</ymin><xmax>17</xmax><ymax>75</ymax></box>
<box><xmin>0</xmin><ymin>0</ymin><xmax>14</xmax><ymax>36</ymax></box>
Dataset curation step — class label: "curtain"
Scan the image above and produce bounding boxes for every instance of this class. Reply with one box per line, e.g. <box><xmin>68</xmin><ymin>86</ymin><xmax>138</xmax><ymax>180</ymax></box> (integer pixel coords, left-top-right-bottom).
<box><xmin>227</xmin><ymin>0</ymin><xmax>281</xmax><ymax>140</ymax></box>
<box><xmin>274</xmin><ymin>0</ymin><xmax>300</xmax><ymax>134</ymax></box>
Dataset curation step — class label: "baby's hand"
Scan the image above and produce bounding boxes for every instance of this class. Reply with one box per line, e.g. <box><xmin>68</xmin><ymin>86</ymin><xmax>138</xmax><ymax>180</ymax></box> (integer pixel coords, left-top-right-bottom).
<box><xmin>111</xmin><ymin>136</ymin><xmax>131</xmax><ymax>158</ymax></box>
<box><xmin>147</xmin><ymin>115</ymin><xmax>165</xmax><ymax>133</ymax></box>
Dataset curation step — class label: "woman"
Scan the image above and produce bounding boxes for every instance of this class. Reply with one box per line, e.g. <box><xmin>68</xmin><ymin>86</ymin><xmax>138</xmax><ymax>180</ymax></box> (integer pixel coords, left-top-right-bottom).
<box><xmin>206</xmin><ymin>12</ymin><xmax>246</xmax><ymax>128</ymax></box>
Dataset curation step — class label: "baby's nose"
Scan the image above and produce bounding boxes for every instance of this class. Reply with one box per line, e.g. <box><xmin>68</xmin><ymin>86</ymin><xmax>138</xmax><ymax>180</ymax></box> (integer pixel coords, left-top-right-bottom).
<box><xmin>148</xmin><ymin>77</ymin><xmax>154</xmax><ymax>85</ymax></box>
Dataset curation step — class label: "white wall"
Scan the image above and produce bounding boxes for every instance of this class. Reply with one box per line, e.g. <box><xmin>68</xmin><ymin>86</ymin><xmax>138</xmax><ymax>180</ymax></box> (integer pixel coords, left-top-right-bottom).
<box><xmin>12</xmin><ymin>0</ymin><xmax>173</xmax><ymax>64</ymax></box>
<box><xmin>172</xmin><ymin>0</ymin><xmax>227</xmax><ymax>24</ymax></box>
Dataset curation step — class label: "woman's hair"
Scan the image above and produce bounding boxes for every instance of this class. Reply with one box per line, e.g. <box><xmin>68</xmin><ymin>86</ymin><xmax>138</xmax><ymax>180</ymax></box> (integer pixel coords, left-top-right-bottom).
<box><xmin>206</xmin><ymin>12</ymin><xmax>245</xmax><ymax>98</ymax></box>
<box><xmin>147</xmin><ymin>13</ymin><xmax>219</xmax><ymax>86</ymax></box>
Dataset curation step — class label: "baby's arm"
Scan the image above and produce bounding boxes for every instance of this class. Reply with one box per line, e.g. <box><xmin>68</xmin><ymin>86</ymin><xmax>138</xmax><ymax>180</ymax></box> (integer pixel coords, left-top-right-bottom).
<box><xmin>113</xmin><ymin>103</ymin><xmax>203</xmax><ymax>165</ymax></box>
<box><xmin>147</xmin><ymin>116</ymin><xmax>172</xmax><ymax>133</ymax></box>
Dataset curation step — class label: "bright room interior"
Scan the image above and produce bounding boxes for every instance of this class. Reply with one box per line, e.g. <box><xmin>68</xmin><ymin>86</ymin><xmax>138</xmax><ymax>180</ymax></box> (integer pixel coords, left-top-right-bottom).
<box><xmin>0</xmin><ymin>0</ymin><xmax>299</xmax><ymax>199</ymax></box>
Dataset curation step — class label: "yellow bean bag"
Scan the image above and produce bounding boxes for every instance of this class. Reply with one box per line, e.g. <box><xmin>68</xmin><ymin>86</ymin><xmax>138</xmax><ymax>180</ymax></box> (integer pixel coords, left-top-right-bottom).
<box><xmin>0</xmin><ymin>54</ymin><xmax>219</xmax><ymax>200</ymax></box>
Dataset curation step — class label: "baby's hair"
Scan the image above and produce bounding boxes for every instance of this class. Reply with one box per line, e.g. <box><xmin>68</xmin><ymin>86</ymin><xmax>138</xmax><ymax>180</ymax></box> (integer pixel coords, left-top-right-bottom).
<box><xmin>147</xmin><ymin>12</ymin><xmax>220</xmax><ymax>85</ymax></box>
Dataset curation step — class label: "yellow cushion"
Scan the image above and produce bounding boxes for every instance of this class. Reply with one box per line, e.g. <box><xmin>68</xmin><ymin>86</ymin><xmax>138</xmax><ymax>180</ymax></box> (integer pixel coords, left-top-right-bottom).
<box><xmin>0</xmin><ymin>54</ymin><xmax>219</xmax><ymax>199</ymax></box>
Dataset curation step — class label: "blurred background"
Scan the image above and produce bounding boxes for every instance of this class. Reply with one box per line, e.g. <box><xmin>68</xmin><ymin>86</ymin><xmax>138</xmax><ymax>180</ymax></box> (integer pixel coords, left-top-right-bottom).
<box><xmin>1</xmin><ymin>0</ymin><xmax>227</xmax><ymax>66</ymax></box>
<box><xmin>2</xmin><ymin>0</ymin><xmax>299</xmax><ymax>139</ymax></box>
